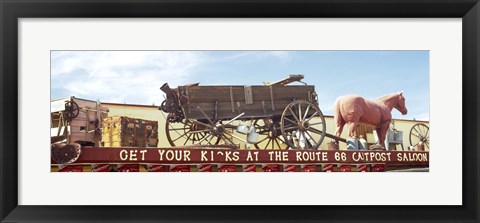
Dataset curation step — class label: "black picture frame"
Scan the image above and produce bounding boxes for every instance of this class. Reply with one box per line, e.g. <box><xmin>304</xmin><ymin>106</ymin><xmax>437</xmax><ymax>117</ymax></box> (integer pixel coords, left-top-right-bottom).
<box><xmin>1</xmin><ymin>0</ymin><xmax>478</xmax><ymax>222</ymax></box>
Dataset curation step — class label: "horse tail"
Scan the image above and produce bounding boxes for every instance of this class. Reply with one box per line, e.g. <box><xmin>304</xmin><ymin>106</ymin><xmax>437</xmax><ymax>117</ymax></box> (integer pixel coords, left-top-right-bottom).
<box><xmin>333</xmin><ymin>97</ymin><xmax>343</xmax><ymax>125</ymax></box>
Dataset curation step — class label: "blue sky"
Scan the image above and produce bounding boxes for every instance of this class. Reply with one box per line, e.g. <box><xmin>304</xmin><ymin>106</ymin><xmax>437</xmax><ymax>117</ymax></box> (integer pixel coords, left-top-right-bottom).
<box><xmin>51</xmin><ymin>51</ymin><xmax>429</xmax><ymax>120</ymax></box>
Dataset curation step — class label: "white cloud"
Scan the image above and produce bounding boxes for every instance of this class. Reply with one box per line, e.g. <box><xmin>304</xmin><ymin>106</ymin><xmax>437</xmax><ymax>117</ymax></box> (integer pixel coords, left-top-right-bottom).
<box><xmin>51</xmin><ymin>51</ymin><xmax>206</xmax><ymax>105</ymax></box>
<box><xmin>268</xmin><ymin>51</ymin><xmax>292</xmax><ymax>61</ymax></box>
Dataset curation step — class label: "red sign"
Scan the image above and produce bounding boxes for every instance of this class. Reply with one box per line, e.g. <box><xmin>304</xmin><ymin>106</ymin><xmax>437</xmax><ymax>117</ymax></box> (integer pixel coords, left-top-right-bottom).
<box><xmin>72</xmin><ymin>147</ymin><xmax>429</xmax><ymax>166</ymax></box>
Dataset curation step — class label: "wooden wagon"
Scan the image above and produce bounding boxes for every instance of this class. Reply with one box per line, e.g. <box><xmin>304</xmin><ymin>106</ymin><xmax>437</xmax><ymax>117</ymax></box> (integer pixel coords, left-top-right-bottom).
<box><xmin>159</xmin><ymin>75</ymin><xmax>327</xmax><ymax>150</ymax></box>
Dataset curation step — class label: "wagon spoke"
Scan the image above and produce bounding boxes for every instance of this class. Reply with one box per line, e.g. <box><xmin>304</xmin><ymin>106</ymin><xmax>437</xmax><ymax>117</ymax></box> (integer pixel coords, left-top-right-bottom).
<box><xmin>192</xmin><ymin>133</ymin><xmax>203</xmax><ymax>143</ymax></box>
<box><xmin>189</xmin><ymin>129</ymin><xmax>211</xmax><ymax>134</ymax></box>
<box><xmin>283</xmin><ymin>126</ymin><xmax>299</xmax><ymax>131</ymax></box>
<box><xmin>421</xmin><ymin>125</ymin><xmax>428</xmax><ymax>136</ymax></box>
<box><xmin>169</xmin><ymin>127</ymin><xmax>189</xmax><ymax>131</ymax></box>
<box><xmin>274</xmin><ymin>139</ymin><xmax>282</xmax><ymax>149</ymax></box>
<box><xmin>299</xmin><ymin>131</ymin><xmax>307</xmax><ymax>149</ymax></box>
<box><xmin>298</xmin><ymin>103</ymin><xmax>302</xmax><ymax>121</ymax></box>
<box><xmin>183</xmin><ymin>134</ymin><xmax>192</xmax><ymax>146</ymax></box>
<box><xmin>305</xmin><ymin>131</ymin><xmax>318</xmax><ymax>149</ymax></box>
<box><xmin>196</xmin><ymin>106</ymin><xmax>216</xmax><ymax>126</ymax></box>
<box><xmin>196</xmin><ymin>133</ymin><xmax>212</xmax><ymax>145</ymax></box>
<box><xmin>423</xmin><ymin>136</ymin><xmax>429</xmax><ymax>143</ymax></box>
<box><xmin>305</xmin><ymin>111</ymin><xmax>319</xmax><ymax>122</ymax></box>
<box><xmin>283</xmin><ymin>117</ymin><xmax>298</xmax><ymax>125</ymax></box>
<box><xmin>216</xmin><ymin>135</ymin><xmax>227</xmax><ymax>146</ymax></box>
<box><xmin>257</xmin><ymin>129</ymin><xmax>270</xmax><ymax>134</ymax></box>
<box><xmin>256</xmin><ymin>136</ymin><xmax>269</xmax><ymax>144</ymax></box>
<box><xmin>309</xmin><ymin>122</ymin><xmax>323</xmax><ymax>126</ymax></box>
<box><xmin>172</xmin><ymin>132</ymin><xmax>189</xmax><ymax>143</ymax></box>
<box><xmin>303</xmin><ymin>104</ymin><xmax>311</xmax><ymax>120</ymax></box>
<box><xmin>288</xmin><ymin>107</ymin><xmax>300</xmax><ymax>123</ymax></box>
<box><xmin>222</xmin><ymin>134</ymin><xmax>238</xmax><ymax>147</ymax></box>
<box><xmin>414</xmin><ymin>128</ymin><xmax>422</xmax><ymax>137</ymax></box>
<box><xmin>204</xmin><ymin>136</ymin><xmax>212</xmax><ymax>145</ymax></box>
<box><xmin>277</xmin><ymin>136</ymin><xmax>286</xmax><ymax>144</ymax></box>
<box><xmin>265</xmin><ymin>138</ymin><xmax>272</xmax><ymax>149</ymax></box>
<box><xmin>192</xmin><ymin>120</ymin><xmax>213</xmax><ymax>129</ymax></box>
<box><xmin>214</xmin><ymin>135</ymin><xmax>222</xmax><ymax>145</ymax></box>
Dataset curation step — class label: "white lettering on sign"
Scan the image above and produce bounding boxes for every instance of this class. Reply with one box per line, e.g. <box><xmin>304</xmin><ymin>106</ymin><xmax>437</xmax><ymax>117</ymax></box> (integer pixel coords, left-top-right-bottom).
<box><xmin>201</xmin><ymin>151</ymin><xmax>208</xmax><ymax>161</ymax></box>
<box><xmin>140</xmin><ymin>150</ymin><xmax>147</xmax><ymax>160</ymax></box>
<box><xmin>246</xmin><ymin>151</ymin><xmax>253</xmax><ymax>161</ymax></box>
<box><xmin>158</xmin><ymin>149</ymin><xmax>192</xmax><ymax>161</ymax></box>
<box><xmin>334</xmin><ymin>152</ymin><xmax>347</xmax><ymax>161</ymax></box>
<box><xmin>158</xmin><ymin>150</ymin><xmax>165</xmax><ymax>160</ymax></box>
<box><xmin>225</xmin><ymin>151</ymin><xmax>240</xmax><ymax>161</ymax></box>
<box><xmin>352</xmin><ymin>152</ymin><xmax>392</xmax><ymax>162</ymax></box>
<box><xmin>397</xmin><ymin>152</ymin><xmax>428</xmax><ymax>162</ymax></box>
<box><xmin>120</xmin><ymin>150</ymin><xmax>128</xmax><ymax>161</ymax></box>
<box><xmin>119</xmin><ymin>149</ymin><xmax>148</xmax><ymax>161</ymax></box>
<box><xmin>268</xmin><ymin>151</ymin><xmax>289</xmax><ymax>161</ymax></box>
<box><xmin>295</xmin><ymin>151</ymin><xmax>329</xmax><ymax>162</ymax></box>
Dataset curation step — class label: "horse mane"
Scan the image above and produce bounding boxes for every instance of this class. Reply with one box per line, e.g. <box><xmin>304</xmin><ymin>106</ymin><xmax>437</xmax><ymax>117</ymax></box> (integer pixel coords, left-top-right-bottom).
<box><xmin>376</xmin><ymin>92</ymin><xmax>400</xmax><ymax>102</ymax></box>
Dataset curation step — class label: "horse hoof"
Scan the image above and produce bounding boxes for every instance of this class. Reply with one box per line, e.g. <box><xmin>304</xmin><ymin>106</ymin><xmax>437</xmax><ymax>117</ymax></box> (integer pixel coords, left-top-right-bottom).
<box><xmin>369</xmin><ymin>145</ymin><xmax>385</xmax><ymax>150</ymax></box>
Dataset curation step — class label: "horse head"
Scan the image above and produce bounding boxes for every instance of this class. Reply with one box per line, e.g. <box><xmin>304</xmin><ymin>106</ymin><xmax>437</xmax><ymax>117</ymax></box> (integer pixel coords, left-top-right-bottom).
<box><xmin>395</xmin><ymin>91</ymin><xmax>408</xmax><ymax>115</ymax></box>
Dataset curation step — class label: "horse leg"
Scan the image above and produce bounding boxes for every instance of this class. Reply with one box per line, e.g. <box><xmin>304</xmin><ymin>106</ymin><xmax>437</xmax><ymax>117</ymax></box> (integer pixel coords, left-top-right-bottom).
<box><xmin>376</xmin><ymin>121</ymin><xmax>390</xmax><ymax>149</ymax></box>
<box><xmin>333</xmin><ymin>120</ymin><xmax>345</xmax><ymax>150</ymax></box>
<box><xmin>348</xmin><ymin>121</ymin><xmax>357</xmax><ymax>138</ymax></box>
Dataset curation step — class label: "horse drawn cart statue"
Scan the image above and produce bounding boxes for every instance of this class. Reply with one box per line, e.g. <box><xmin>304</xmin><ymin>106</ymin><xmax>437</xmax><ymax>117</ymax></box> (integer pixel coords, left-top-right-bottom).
<box><xmin>159</xmin><ymin>75</ymin><xmax>327</xmax><ymax>150</ymax></box>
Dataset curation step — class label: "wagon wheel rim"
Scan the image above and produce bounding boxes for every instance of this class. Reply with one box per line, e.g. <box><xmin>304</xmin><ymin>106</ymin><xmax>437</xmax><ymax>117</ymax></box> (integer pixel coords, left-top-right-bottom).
<box><xmin>253</xmin><ymin>119</ymin><xmax>289</xmax><ymax>150</ymax></box>
<box><xmin>64</xmin><ymin>101</ymin><xmax>79</xmax><ymax>122</ymax></box>
<box><xmin>166</xmin><ymin>118</ymin><xmax>247</xmax><ymax>148</ymax></box>
<box><xmin>165</xmin><ymin>119</ymin><xmax>215</xmax><ymax>147</ymax></box>
<box><xmin>409</xmin><ymin>123</ymin><xmax>429</xmax><ymax>150</ymax></box>
<box><xmin>280</xmin><ymin>100</ymin><xmax>326</xmax><ymax>150</ymax></box>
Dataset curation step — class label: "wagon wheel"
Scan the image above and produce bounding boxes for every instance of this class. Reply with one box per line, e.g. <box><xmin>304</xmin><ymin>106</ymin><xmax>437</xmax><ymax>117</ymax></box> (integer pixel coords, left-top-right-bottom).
<box><xmin>64</xmin><ymin>101</ymin><xmax>79</xmax><ymax>122</ymax></box>
<box><xmin>409</xmin><ymin>123</ymin><xmax>429</xmax><ymax>150</ymax></box>
<box><xmin>165</xmin><ymin>110</ymin><xmax>246</xmax><ymax>149</ymax></box>
<box><xmin>51</xmin><ymin>142</ymin><xmax>82</xmax><ymax>164</ymax></box>
<box><xmin>194</xmin><ymin>107</ymin><xmax>247</xmax><ymax>148</ymax></box>
<box><xmin>280</xmin><ymin>100</ymin><xmax>326</xmax><ymax>150</ymax></box>
<box><xmin>253</xmin><ymin>119</ymin><xmax>289</xmax><ymax>150</ymax></box>
<box><xmin>165</xmin><ymin>119</ymin><xmax>212</xmax><ymax>146</ymax></box>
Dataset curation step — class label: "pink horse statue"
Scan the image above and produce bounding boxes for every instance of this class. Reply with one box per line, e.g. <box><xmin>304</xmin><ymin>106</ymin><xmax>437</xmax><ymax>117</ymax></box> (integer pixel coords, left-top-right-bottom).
<box><xmin>333</xmin><ymin>91</ymin><xmax>408</xmax><ymax>149</ymax></box>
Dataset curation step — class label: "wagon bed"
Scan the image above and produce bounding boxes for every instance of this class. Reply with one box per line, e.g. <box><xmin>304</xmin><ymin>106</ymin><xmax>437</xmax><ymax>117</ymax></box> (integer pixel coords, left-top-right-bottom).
<box><xmin>177</xmin><ymin>85</ymin><xmax>316</xmax><ymax>120</ymax></box>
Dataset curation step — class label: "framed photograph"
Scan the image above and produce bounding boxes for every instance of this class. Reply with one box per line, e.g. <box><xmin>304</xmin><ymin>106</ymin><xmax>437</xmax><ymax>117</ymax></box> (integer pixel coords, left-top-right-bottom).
<box><xmin>1</xmin><ymin>0</ymin><xmax>479</xmax><ymax>222</ymax></box>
